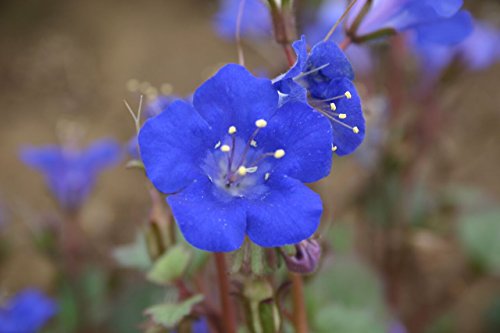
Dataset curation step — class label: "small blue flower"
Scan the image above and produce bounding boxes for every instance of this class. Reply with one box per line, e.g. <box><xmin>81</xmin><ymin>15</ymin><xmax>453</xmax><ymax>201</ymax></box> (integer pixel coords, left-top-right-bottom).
<box><xmin>274</xmin><ymin>37</ymin><xmax>365</xmax><ymax>156</ymax></box>
<box><xmin>214</xmin><ymin>0</ymin><xmax>272</xmax><ymax>40</ymax></box>
<box><xmin>0</xmin><ymin>289</ymin><xmax>57</xmax><ymax>333</ymax></box>
<box><xmin>139</xmin><ymin>64</ymin><xmax>333</xmax><ymax>252</ymax></box>
<box><xmin>349</xmin><ymin>0</ymin><xmax>473</xmax><ymax>45</ymax></box>
<box><xmin>20</xmin><ymin>139</ymin><xmax>122</xmax><ymax>212</ymax></box>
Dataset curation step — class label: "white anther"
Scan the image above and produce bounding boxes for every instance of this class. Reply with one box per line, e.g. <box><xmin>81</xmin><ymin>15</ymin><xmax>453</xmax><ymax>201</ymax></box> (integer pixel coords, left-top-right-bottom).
<box><xmin>338</xmin><ymin>113</ymin><xmax>347</xmax><ymax>119</ymax></box>
<box><xmin>250</xmin><ymin>140</ymin><xmax>258</xmax><ymax>148</ymax></box>
<box><xmin>246</xmin><ymin>166</ymin><xmax>258</xmax><ymax>173</ymax></box>
<box><xmin>264</xmin><ymin>173</ymin><xmax>270</xmax><ymax>181</ymax></box>
<box><xmin>237</xmin><ymin>166</ymin><xmax>247</xmax><ymax>176</ymax></box>
<box><xmin>352</xmin><ymin>126</ymin><xmax>360</xmax><ymax>134</ymax></box>
<box><xmin>274</xmin><ymin>149</ymin><xmax>285</xmax><ymax>159</ymax></box>
<box><xmin>332</xmin><ymin>145</ymin><xmax>338</xmax><ymax>152</ymax></box>
<box><xmin>330</xmin><ymin>102</ymin><xmax>337</xmax><ymax>111</ymax></box>
<box><xmin>255</xmin><ymin>119</ymin><xmax>268</xmax><ymax>128</ymax></box>
<box><xmin>345</xmin><ymin>91</ymin><xmax>352</xmax><ymax>99</ymax></box>
<box><xmin>221</xmin><ymin>144</ymin><xmax>231</xmax><ymax>152</ymax></box>
<box><xmin>214</xmin><ymin>141</ymin><xmax>221</xmax><ymax>149</ymax></box>
<box><xmin>228</xmin><ymin>126</ymin><xmax>237</xmax><ymax>134</ymax></box>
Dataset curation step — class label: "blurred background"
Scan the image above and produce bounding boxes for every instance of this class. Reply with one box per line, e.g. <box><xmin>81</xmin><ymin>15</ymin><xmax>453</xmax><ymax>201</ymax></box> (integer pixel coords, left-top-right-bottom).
<box><xmin>0</xmin><ymin>0</ymin><xmax>499</xmax><ymax>332</ymax></box>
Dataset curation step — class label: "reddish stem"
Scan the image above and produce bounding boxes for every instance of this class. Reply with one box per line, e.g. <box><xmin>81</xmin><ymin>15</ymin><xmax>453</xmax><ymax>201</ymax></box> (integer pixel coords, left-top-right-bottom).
<box><xmin>340</xmin><ymin>37</ymin><xmax>351</xmax><ymax>50</ymax></box>
<box><xmin>283</xmin><ymin>43</ymin><xmax>296</xmax><ymax>67</ymax></box>
<box><xmin>290</xmin><ymin>273</ymin><xmax>308</xmax><ymax>333</ymax></box>
<box><xmin>215</xmin><ymin>253</ymin><xmax>237</xmax><ymax>333</ymax></box>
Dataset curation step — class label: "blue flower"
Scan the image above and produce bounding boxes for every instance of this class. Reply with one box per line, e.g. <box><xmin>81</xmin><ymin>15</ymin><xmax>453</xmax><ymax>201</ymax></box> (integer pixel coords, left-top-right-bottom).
<box><xmin>214</xmin><ymin>0</ymin><xmax>272</xmax><ymax>40</ymax></box>
<box><xmin>412</xmin><ymin>21</ymin><xmax>500</xmax><ymax>75</ymax></box>
<box><xmin>0</xmin><ymin>289</ymin><xmax>57</xmax><ymax>333</ymax></box>
<box><xmin>139</xmin><ymin>64</ymin><xmax>333</xmax><ymax>252</ymax></box>
<box><xmin>274</xmin><ymin>37</ymin><xmax>365</xmax><ymax>156</ymax></box>
<box><xmin>20</xmin><ymin>139</ymin><xmax>122</xmax><ymax>212</ymax></box>
<box><xmin>348</xmin><ymin>0</ymin><xmax>473</xmax><ymax>45</ymax></box>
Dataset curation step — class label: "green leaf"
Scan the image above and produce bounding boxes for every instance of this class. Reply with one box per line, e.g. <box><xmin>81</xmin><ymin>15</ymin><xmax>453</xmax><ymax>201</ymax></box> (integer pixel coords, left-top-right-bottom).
<box><xmin>147</xmin><ymin>244</ymin><xmax>191</xmax><ymax>285</ymax></box>
<box><xmin>145</xmin><ymin>295</ymin><xmax>204</xmax><ymax>328</ymax></box>
<box><xmin>112</xmin><ymin>230</ymin><xmax>152</xmax><ymax>271</ymax></box>
<box><xmin>459</xmin><ymin>209</ymin><xmax>500</xmax><ymax>273</ymax></box>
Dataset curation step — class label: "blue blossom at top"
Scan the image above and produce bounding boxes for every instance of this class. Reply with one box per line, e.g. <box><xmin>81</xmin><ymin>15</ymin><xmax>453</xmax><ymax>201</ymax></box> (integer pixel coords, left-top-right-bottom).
<box><xmin>214</xmin><ymin>0</ymin><xmax>272</xmax><ymax>40</ymax></box>
<box><xmin>348</xmin><ymin>0</ymin><xmax>473</xmax><ymax>45</ymax></box>
<box><xmin>20</xmin><ymin>139</ymin><xmax>122</xmax><ymax>212</ymax></box>
<box><xmin>0</xmin><ymin>289</ymin><xmax>57</xmax><ymax>333</ymax></box>
<box><xmin>273</xmin><ymin>36</ymin><xmax>365</xmax><ymax>156</ymax></box>
<box><xmin>305</xmin><ymin>0</ymin><xmax>373</xmax><ymax>74</ymax></box>
<box><xmin>139</xmin><ymin>64</ymin><xmax>333</xmax><ymax>252</ymax></box>
<box><xmin>412</xmin><ymin>21</ymin><xmax>500</xmax><ymax>76</ymax></box>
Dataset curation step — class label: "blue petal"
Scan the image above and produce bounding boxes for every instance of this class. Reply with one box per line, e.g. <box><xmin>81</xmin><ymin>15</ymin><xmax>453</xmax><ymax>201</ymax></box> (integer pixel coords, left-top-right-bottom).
<box><xmin>82</xmin><ymin>139</ymin><xmax>122</xmax><ymax>172</ymax></box>
<box><xmin>390</xmin><ymin>0</ymin><xmax>463</xmax><ymax>31</ymax></box>
<box><xmin>138</xmin><ymin>100</ymin><xmax>214</xmax><ymax>194</ymax></box>
<box><xmin>319</xmin><ymin>78</ymin><xmax>365</xmax><ymax>156</ymax></box>
<box><xmin>257</xmin><ymin>102</ymin><xmax>333</xmax><ymax>182</ymax></box>
<box><xmin>20</xmin><ymin>146</ymin><xmax>63</xmax><ymax>174</ymax></box>
<box><xmin>306</xmin><ymin>40</ymin><xmax>355</xmax><ymax>84</ymax></box>
<box><xmin>281</xmin><ymin>36</ymin><xmax>308</xmax><ymax>81</ymax></box>
<box><xmin>415</xmin><ymin>10</ymin><xmax>473</xmax><ymax>45</ymax></box>
<box><xmin>246</xmin><ymin>175</ymin><xmax>322</xmax><ymax>247</ymax></box>
<box><xmin>167</xmin><ymin>177</ymin><xmax>247</xmax><ymax>252</ymax></box>
<box><xmin>193</xmin><ymin>64</ymin><xmax>279</xmax><ymax>139</ymax></box>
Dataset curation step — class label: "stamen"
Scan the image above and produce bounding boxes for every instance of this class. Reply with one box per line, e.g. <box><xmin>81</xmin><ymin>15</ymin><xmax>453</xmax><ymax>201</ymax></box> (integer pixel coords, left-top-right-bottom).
<box><xmin>228</xmin><ymin>126</ymin><xmax>237</xmax><ymax>134</ymax></box>
<box><xmin>214</xmin><ymin>141</ymin><xmax>221</xmax><ymax>149</ymax></box>
<box><xmin>237</xmin><ymin>166</ymin><xmax>247</xmax><ymax>176</ymax></box>
<box><xmin>293</xmin><ymin>63</ymin><xmax>330</xmax><ymax>81</ymax></box>
<box><xmin>345</xmin><ymin>91</ymin><xmax>352</xmax><ymax>99</ymax></box>
<box><xmin>332</xmin><ymin>145</ymin><xmax>338</xmax><ymax>152</ymax></box>
<box><xmin>274</xmin><ymin>149</ymin><xmax>286</xmax><ymax>159</ymax></box>
<box><xmin>353</xmin><ymin>126</ymin><xmax>360</xmax><ymax>134</ymax></box>
<box><xmin>255</xmin><ymin>119</ymin><xmax>267</xmax><ymax>128</ymax></box>
<box><xmin>338</xmin><ymin>113</ymin><xmax>347</xmax><ymax>119</ymax></box>
<box><xmin>264</xmin><ymin>172</ymin><xmax>270</xmax><ymax>181</ymax></box>
<box><xmin>221</xmin><ymin>144</ymin><xmax>231</xmax><ymax>152</ymax></box>
<box><xmin>250</xmin><ymin>140</ymin><xmax>257</xmax><ymax>148</ymax></box>
<box><xmin>330</xmin><ymin>103</ymin><xmax>337</xmax><ymax>111</ymax></box>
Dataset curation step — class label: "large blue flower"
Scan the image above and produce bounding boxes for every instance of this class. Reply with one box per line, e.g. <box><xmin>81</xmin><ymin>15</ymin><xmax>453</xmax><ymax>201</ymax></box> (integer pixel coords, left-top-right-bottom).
<box><xmin>348</xmin><ymin>0</ymin><xmax>473</xmax><ymax>45</ymax></box>
<box><xmin>139</xmin><ymin>64</ymin><xmax>333</xmax><ymax>252</ymax></box>
<box><xmin>214</xmin><ymin>0</ymin><xmax>272</xmax><ymax>40</ymax></box>
<box><xmin>274</xmin><ymin>37</ymin><xmax>365</xmax><ymax>156</ymax></box>
<box><xmin>0</xmin><ymin>289</ymin><xmax>57</xmax><ymax>333</ymax></box>
<box><xmin>20</xmin><ymin>139</ymin><xmax>122</xmax><ymax>212</ymax></box>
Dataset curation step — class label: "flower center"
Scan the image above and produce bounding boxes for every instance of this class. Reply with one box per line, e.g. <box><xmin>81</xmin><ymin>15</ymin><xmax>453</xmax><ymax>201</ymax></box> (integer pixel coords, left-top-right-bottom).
<box><xmin>203</xmin><ymin>119</ymin><xmax>285</xmax><ymax>197</ymax></box>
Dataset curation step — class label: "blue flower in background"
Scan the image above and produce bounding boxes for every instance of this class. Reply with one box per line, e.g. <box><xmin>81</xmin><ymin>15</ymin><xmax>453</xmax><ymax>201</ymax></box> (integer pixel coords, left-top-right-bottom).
<box><xmin>348</xmin><ymin>0</ymin><xmax>473</xmax><ymax>45</ymax></box>
<box><xmin>20</xmin><ymin>139</ymin><xmax>122</xmax><ymax>212</ymax></box>
<box><xmin>274</xmin><ymin>37</ymin><xmax>365</xmax><ymax>156</ymax></box>
<box><xmin>412</xmin><ymin>21</ymin><xmax>500</xmax><ymax>76</ymax></box>
<box><xmin>0</xmin><ymin>289</ymin><xmax>57</xmax><ymax>333</ymax></box>
<box><xmin>139</xmin><ymin>64</ymin><xmax>333</xmax><ymax>252</ymax></box>
<box><xmin>214</xmin><ymin>0</ymin><xmax>272</xmax><ymax>40</ymax></box>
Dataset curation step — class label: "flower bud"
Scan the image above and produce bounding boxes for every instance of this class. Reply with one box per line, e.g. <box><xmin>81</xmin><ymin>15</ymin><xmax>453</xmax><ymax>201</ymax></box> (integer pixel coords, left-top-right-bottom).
<box><xmin>281</xmin><ymin>239</ymin><xmax>321</xmax><ymax>274</ymax></box>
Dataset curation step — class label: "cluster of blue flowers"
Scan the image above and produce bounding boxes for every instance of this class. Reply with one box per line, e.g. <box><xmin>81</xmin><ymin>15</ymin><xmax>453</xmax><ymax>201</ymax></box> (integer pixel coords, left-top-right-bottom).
<box><xmin>0</xmin><ymin>289</ymin><xmax>57</xmax><ymax>333</ymax></box>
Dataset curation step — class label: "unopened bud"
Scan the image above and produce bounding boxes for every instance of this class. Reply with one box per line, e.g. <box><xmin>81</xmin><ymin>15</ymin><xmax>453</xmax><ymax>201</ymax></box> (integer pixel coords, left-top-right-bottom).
<box><xmin>281</xmin><ymin>239</ymin><xmax>321</xmax><ymax>274</ymax></box>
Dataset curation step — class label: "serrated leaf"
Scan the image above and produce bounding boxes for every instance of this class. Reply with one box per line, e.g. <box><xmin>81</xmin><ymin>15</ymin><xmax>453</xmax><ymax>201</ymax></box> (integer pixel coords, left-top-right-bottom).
<box><xmin>112</xmin><ymin>230</ymin><xmax>152</xmax><ymax>271</ymax></box>
<box><xmin>459</xmin><ymin>209</ymin><xmax>500</xmax><ymax>273</ymax></box>
<box><xmin>147</xmin><ymin>244</ymin><xmax>191</xmax><ymax>285</ymax></box>
<box><xmin>145</xmin><ymin>295</ymin><xmax>204</xmax><ymax>328</ymax></box>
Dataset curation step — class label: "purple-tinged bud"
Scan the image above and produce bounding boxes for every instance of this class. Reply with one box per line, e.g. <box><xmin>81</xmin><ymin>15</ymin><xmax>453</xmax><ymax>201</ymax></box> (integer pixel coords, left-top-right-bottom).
<box><xmin>281</xmin><ymin>239</ymin><xmax>322</xmax><ymax>274</ymax></box>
